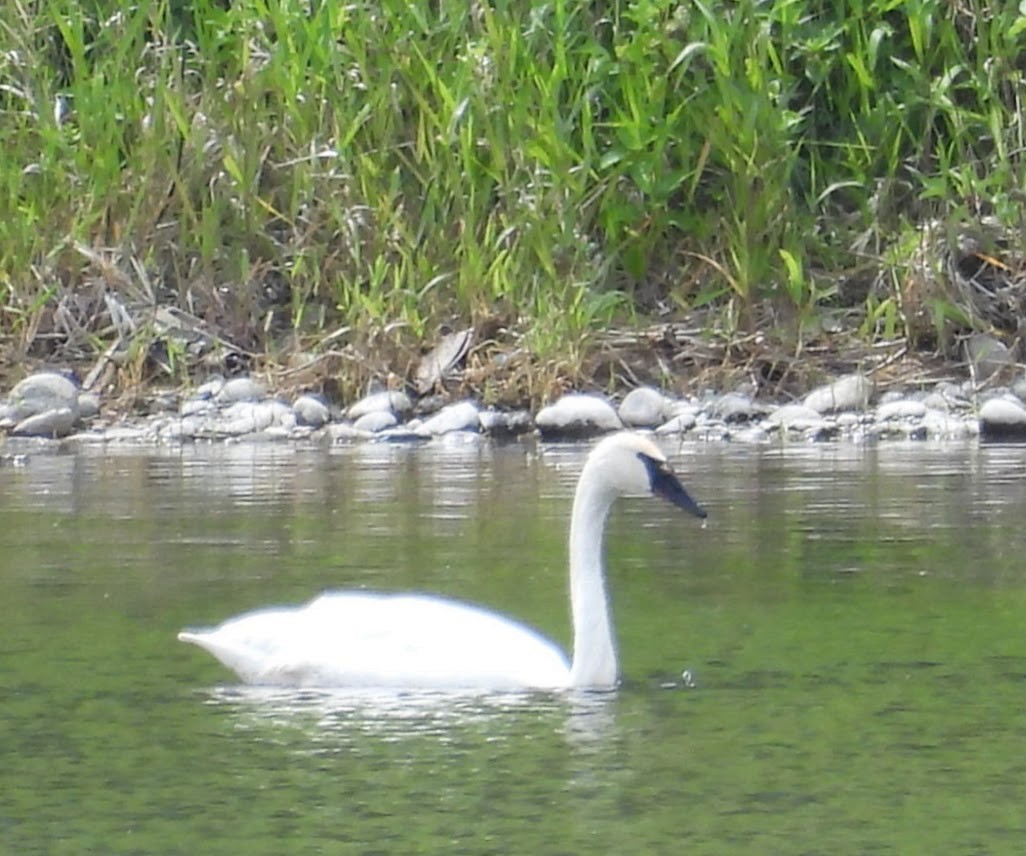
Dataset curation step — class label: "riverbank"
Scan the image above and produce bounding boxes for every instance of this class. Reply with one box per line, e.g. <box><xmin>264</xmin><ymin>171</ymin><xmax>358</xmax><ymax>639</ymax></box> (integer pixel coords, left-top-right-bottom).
<box><xmin>3</xmin><ymin>334</ymin><xmax>1026</xmax><ymax>453</ymax></box>
<box><xmin>4</xmin><ymin>1</ymin><xmax>1026</xmax><ymax>418</ymax></box>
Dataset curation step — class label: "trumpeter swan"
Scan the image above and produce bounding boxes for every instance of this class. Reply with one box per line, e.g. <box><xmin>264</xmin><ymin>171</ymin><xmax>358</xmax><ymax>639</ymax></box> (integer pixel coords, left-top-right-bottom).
<box><xmin>178</xmin><ymin>431</ymin><xmax>706</xmax><ymax>690</ymax></box>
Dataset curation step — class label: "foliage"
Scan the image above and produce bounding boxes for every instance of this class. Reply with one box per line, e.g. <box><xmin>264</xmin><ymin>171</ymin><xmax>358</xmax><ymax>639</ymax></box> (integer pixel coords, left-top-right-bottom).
<box><xmin>1</xmin><ymin>0</ymin><xmax>1025</xmax><ymax>394</ymax></box>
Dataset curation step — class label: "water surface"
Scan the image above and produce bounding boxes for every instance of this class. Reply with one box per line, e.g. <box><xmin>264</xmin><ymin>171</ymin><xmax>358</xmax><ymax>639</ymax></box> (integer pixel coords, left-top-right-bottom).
<box><xmin>2</xmin><ymin>439</ymin><xmax>1026</xmax><ymax>853</ymax></box>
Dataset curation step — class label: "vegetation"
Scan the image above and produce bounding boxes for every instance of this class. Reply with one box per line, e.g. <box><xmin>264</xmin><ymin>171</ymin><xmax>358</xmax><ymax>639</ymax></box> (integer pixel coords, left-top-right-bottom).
<box><xmin>1</xmin><ymin>0</ymin><xmax>1025</xmax><ymax>403</ymax></box>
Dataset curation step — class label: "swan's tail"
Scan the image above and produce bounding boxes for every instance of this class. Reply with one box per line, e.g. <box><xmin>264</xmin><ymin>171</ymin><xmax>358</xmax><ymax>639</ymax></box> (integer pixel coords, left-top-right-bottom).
<box><xmin>178</xmin><ymin>629</ymin><xmax>265</xmax><ymax>683</ymax></box>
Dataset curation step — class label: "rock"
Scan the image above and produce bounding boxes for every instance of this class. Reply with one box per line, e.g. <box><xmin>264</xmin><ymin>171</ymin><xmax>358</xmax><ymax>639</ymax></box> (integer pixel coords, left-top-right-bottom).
<box><xmin>293</xmin><ymin>394</ymin><xmax>331</xmax><ymax>428</ymax></box>
<box><xmin>709</xmin><ymin>392</ymin><xmax>754</xmax><ymax>422</ymax></box>
<box><xmin>195</xmin><ymin>376</ymin><xmax>226</xmax><ymax>399</ymax></box>
<box><xmin>180</xmin><ymin>397</ymin><xmax>216</xmax><ymax>417</ymax></box>
<box><xmin>76</xmin><ymin>392</ymin><xmax>101</xmax><ymax>420</ymax></box>
<box><xmin>6</xmin><ymin>371</ymin><xmax>80</xmax><ymax>423</ymax></box>
<box><xmin>765</xmin><ymin>403</ymin><xmax>826</xmax><ymax>430</ymax></box>
<box><xmin>353</xmin><ymin>411</ymin><xmax>398</xmax><ymax>433</ymax></box>
<box><xmin>478</xmin><ymin>409</ymin><xmax>533</xmax><ymax>437</ymax></box>
<box><xmin>803</xmin><ymin>374</ymin><xmax>874</xmax><ymax>414</ymax></box>
<box><xmin>655</xmin><ymin>411</ymin><xmax>697</xmax><ymax>435</ymax></box>
<box><xmin>618</xmin><ymin>387</ymin><xmax>672</xmax><ymax>427</ymax></box>
<box><xmin>979</xmin><ymin>396</ymin><xmax>1026</xmax><ymax>438</ymax></box>
<box><xmin>875</xmin><ymin>399</ymin><xmax>927</xmax><ymax>421</ymax></box>
<box><xmin>418</xmin><ymin>401</ymin><xmax>480</xmax><ymax>435</ymax></box>
<box><xmin>1012</xmin><ymin>375</ymin><xmax>1026</xmax><ymax>403</ymax></box>
<box><xmin>965</xmin><ymin>333</ymin><xmax>1014</xmax><ymax>381</ymax></box>
<box><xmin>214</xmin><ymin>400</ymin><xmax>295</xmax><ymax>436</ymax></box>
<box><xmin>437</xmin><ymin>429</ymin><xmax>483</xmax><ymax>447</ymax></box>
<box><xmin>326</xmin><ymin>422</ymin><xmax>371</xmax><ymax>443</ymax></box>
<box><xmin>214</xmin><ymin>376</ymin><xmax>265</xmax><ymax>404</ymax></box>
<box><xmin>346</xmin><ymin>390</ymin><xmax>413</xmax><ymax>420</ymax></box>
<box><xmin>13</xmin><ymin>407</ymin><xmax>78</xmax><ymax>438</ymax></box>
<box><xmin>922</xmin><ymin>409</ymin><xmax>976</xmax><ymax>440</ymax></box>
<box><xmin>535</xmin><ymin>394</ymin><xmax>622</xmax><ymax>438</ymax></box>
<box><xmin>731</xmin><ymin>425</ymin><xmax>771</xmax><ymax>443</ymax></box>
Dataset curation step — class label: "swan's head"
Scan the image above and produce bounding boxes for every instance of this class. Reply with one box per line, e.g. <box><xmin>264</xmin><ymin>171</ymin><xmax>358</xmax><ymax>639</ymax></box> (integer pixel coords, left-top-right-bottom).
<box><xmin>585</xmin><ymin>432</ymin><xmax>707</xmax><ymax>519</ymax></box>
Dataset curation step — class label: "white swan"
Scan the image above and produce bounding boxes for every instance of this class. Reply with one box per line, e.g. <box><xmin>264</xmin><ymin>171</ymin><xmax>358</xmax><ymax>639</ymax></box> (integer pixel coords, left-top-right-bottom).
<box><xmin>178</xmin><ymin>431</ymin><xmax>707</xmax><ymax>690</ymax></box>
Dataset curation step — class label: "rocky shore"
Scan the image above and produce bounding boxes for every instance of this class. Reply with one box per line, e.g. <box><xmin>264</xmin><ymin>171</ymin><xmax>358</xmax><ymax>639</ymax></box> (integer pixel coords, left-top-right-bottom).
<box><xmin>3</xmin><ymin>364</ymin><xmax>1026</xmax><ymax>456</ymax></box>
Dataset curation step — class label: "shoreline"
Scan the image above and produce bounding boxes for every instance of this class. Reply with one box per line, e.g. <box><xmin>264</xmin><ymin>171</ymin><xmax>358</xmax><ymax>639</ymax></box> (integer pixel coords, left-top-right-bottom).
<box><xmin>3</xmin><ymin>344</ymin><xmax>1026</xmax><ymax>453</ymax></box>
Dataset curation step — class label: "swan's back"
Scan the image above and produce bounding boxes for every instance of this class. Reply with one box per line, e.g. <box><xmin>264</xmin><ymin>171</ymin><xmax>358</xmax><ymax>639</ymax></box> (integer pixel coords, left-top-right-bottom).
<box><xmin>178</xmin><ymin>592</ymin><xmax>571</xmax><ymax>689</ymax></box>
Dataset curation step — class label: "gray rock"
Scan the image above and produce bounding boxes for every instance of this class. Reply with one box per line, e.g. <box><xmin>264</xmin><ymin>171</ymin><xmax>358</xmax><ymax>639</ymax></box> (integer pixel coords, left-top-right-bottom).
<box><xmin>875</xmin><ymin>399</ymin><xmax>927</xmax><ymax>421</ymax></box>
<box><xmin>655</xmin><ymin>411</ymin><xmax>698</xmax><ymax>435</ymax></box>
<box><xmin>478</xmin><ymin>409</ymin><xmax>533</xmax><ymax>436</ymax></box>
<box><xmin>326</xmin><ymin>422</ymin><xmax>371</xmax><ymax>443</ymax></box>
<box><xmin>979</xmin><ymin>396</ymin><xmax>1026</xmax><ymax>437</ymax></box>
<box><xmin>418</xmin><ymin>401</ymin><xmax>480</xmax><ymax>435</ymax></box>
<box><xmin>765</xmin><ymin>403</ymin><xmax>826</xmax><ymax>430</ymax></box>
<box><xmin>618</xmin><ymin>387</ymin><xmax>672</xmax><ymax>427</ymax></box>
<box><xmin>6</xmin><ymin>372</ymin><xmax>80</xmax><ymax>423</ymax></box>
<box><xmin>99</xmin><ymin>426</ymin><xmax>153</xmax><ymax>443</ymax></box>
<box><xmin>195</xmin><ymin>376</ymin><xmax>226</xmax><ymax>399</ymax></box>
<box><xmin>376</xmin><ymin>426</ymin><xmax>434</xmax><ymax>443</ymax></box>
<box><xmin>922</xmin><ymin>409</ymin><xmax>976</xmax><ymax>439</ymax></box>
<box><xmin>535</xmin><ymin>394</ymin><xmax>622</xmax><ymax>438</ymax></box>
<box><xmin>13</xmin><ymin>407</ymin><xmax>78</xmax><ymax>438</ymax></box>
<box><xmin>709</xmin><ymin>391</ymin><xmax>754</xmax><ymax>422</ymax></box>
<box><xmin>803</xmin><ymin>374</ymin><xmax>874</xmax><ymax>414</ymax></box>
<box><xmin>293</xmin><ymin>394</ymin><xmax>331</xmax><ymax>428</ymax></box>
<box><xmin>731</xmin><ymin>425</ymin><xmax>771</xmax><ymax>443</ymax></box>
<box><xmin>214</xmin><ymin>376</ymin><xmax>265</xmax><ymax>404</ymax></box>
<box><xmin>965</xmin><ymin>333</ymin><xmax>1014</xmax><ymax>381</ymax></box>
<box><xmin>76</xmin><ymin>392</ymin><xmax>101</xmax><ymax>420</ymax></box>
<box><xmin>180</xmin><ymin>397</ymin><xmax>216</xmax><ymax>417</ymax></box>
<box><xmin>346</xmin><ymin>390</ymin><xmax>413</xmax><ymax>420</ymax></box>
<box><xmin>353</xmin><ymin>411</ymin><xmax>398</xmax><ymax>433</ymax></box>
<box><xmin>437</xmin><ymin>429</ymin><xmax>483</xmax><ymax>447</ymax></box>
<box><xmin>216</xmin><ymin>400</ymin><xmax>294</xmax><ymax>436</ymax></box>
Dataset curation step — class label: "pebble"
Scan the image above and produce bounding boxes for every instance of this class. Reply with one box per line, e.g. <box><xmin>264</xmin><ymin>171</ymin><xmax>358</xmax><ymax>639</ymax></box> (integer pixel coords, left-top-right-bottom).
<box><xmin>2</xmin><ymin>371</ymin><xmax>83</xmax><ymax>437</ymax></box>
<box><xmin>346</xmin><ymin>390</ymin><xmax>412</xmax><ymax>421</ymax></box>
<box><xmin>0</xmin><ymin>367</ymin><xmax>994</xmax><ymax>447</ymax></box>
<box><xmin>353</xmin><ymin>411</ymin><xmax>398</xmax><ymax>433</ymax></box>
<box><xmin>478</xmin><ymin>409</ymin><xmax>533</xmax><ymax>437</ymax></box>
<box><xmin>764</xmin><ymin>403</ymin><xmax>826</xmax><ymax>431</ymax></box>
<box><xmin>709</xmin><ymin>391</ymin><xmax>755</xmax><ymax>422</ymax></box>
<box><xmin>418</xmin><ymin>401</ymin><xmax>480</xmax><ymax>435</ymax></box>
<box><xmin>979</xmin><ymin>396</ymin><xmax>1026</xmax><ymax>438</ymax></box>
<box><xmin>9</xmin><ymin>372</ymin><xmax>79</xmax><ymax>411</ymax></box>
<box><xmin>77</xmin><ymin>392</ymin><xmax>101</xmax><ymax>420</ymax></box>
<box><xmin>655</xmin><ymin>411</ymin><xmax>698</xmax><ymax>435</ymax></box>
<box><xmin>804</xmin><ymin>374</ymin><xmax>874</xmax><ymax>414</ymax></box>
<box><xmin>12</xmin><ymin>407</ymin><xmax>78</xmax><ymax>438</ymax></box>
<box><xmin>293</xmin><ymin>394</ymin><xmax>331</xmax><ymax>428</ymax></box>
<box><xmin>618</xmin><ymin>387</ymin><xmax>672</xmax><ymax>428</ymax></box>
<box><xmin>535</xmin><ymin>393</ymin><xmax>622</xmax><ymax>438</ymax></box>
<box><xmin>875</xmin><ymin>399</ymin><xmax>928</xmax><ymax>421</ymax></box>
<box><xmin>215</xmin><ymin>377</ymin><xmax>266</xmax><ymax>404</ymax></box>
<box><xmin>965</xmin><ymin>333</ymin><xmax>1014</xmax><ymax>380</ymax></box>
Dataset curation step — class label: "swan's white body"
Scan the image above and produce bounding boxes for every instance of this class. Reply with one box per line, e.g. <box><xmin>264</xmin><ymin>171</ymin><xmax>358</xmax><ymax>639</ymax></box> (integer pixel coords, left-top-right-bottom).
<box><xmin>178</xmin><ymin>432</ymin><xmax>706</xmax><ymax>690</ymax></box>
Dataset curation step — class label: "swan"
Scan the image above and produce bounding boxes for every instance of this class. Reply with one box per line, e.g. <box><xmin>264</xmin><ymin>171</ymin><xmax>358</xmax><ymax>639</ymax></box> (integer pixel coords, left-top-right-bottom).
<box><xmin>177</xmin><ymin>431</ymin><xmax>707</xmax><ymax>690</ymax></box>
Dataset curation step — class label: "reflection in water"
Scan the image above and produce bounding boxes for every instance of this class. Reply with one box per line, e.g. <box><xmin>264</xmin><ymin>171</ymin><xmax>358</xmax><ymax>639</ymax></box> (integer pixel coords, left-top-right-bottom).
<box><xmin>202</xmin><ymin>684</ymin><xmax>619</xmax><ymax>750</ymax></box>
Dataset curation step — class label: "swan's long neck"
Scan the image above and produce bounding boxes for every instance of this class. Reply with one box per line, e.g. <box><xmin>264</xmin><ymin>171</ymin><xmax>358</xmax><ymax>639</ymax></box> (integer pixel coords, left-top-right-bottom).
<box><xmin>568</xmin><ymin>464</ymin><xmax>618</xmax><ymax>689</ymax></box>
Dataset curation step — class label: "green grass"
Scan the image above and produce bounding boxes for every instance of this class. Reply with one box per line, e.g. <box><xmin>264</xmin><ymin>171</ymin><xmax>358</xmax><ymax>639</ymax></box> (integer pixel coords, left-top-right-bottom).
<box><xmin>1</xmin><ymin>0</ymin><xmax>1025</xmax><ymax>401</ymax></box>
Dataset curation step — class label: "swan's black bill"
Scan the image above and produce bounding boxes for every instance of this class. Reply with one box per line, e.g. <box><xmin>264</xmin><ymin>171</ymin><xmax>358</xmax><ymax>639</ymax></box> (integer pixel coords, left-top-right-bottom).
<box><xmin>639</xmin><ymin>454</ymin><xmax>707</xmax><ymax>519</ymax></box>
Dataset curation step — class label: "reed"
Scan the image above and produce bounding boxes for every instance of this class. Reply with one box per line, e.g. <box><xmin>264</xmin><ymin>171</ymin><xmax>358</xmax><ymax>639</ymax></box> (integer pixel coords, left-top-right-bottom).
<box><xmin>1</xmin><ymin>0</ymin><xmax>1024</xmax><ymax>397</ymax></box>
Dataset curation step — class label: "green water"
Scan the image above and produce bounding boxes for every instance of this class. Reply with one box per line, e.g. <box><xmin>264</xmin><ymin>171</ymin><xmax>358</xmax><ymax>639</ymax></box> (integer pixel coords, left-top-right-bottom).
<box><xmin>2</xmin><ymin>440</ymin><xmax>1026</xmax><ymax>853</ymax></box>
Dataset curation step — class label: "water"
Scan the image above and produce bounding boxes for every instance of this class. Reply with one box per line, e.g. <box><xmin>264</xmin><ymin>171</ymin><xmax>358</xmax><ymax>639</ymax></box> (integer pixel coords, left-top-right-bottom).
<box><xmin>3</xmin><ymin>439</ymin><xmax>1026</xmax><ymax>853</ymax></box>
